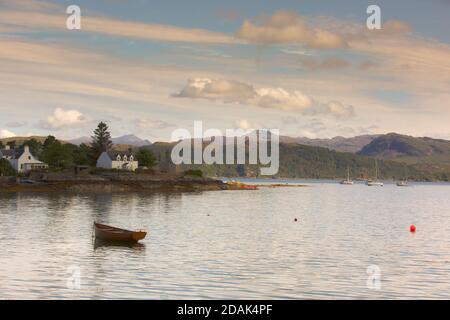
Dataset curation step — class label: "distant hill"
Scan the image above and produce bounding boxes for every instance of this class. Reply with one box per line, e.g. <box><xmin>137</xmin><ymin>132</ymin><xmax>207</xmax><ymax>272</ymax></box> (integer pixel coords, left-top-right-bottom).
<box><xmin>4</xmin><ymin>133</ymin><xmax>450</xmax><ymax>181</ymax></box>
<box><xmin>1</xmin><ymin>134</ymin><xmax>152</xmax><ymax>147</ymax></box>
<box><xmin>358</xmin><ymin>133</ymin><xmax>450</xmax><ymax>161</ymax></box>
<box><xmin>67</xmin><ymin>136</ymin><xmax>91</xmax><ymax>145</ymax></box>
<box><xmin>112</xmin><ymin>134</ymin><xmax>152</xmax><ymax>146</ymax></box>
<box><xmin>145</xmin><ymin>140</ymin><xmax>446</xmax><ymax>181</ymax></box>
<box><xmin>67</xmin><ymin>134</ymin><xmax>152</xmax><ymax>147</ymax></box>
<box><xmin>280</xmin><ymin>135</ymin><xmax>379</xmax><ymax>153</ymax></box>
<box><xmin>0</xmin><ymin>136</ymin><xmax>69</xmax><ymax>145</ymax></box>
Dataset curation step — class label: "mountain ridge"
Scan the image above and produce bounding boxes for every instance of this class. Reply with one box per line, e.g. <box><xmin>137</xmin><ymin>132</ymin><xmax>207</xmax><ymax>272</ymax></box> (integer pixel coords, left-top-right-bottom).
<box><xmin>67</xmin><ymin>134</ymin><xmax>152</xmax><ymax>147</ymax></box>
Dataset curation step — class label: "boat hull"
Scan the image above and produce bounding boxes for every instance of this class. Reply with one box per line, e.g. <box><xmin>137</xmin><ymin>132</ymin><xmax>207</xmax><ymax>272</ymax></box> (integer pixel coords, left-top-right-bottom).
<box><xmin>366</xmin><ymin>181</ymin><xmax>384</xmax><ymax>187</ymax></box>
<box><xmin>239</xmin><ymin>185</ymin><xmax>258</xmax><ymax>190</ymax></box>
<box><xmin>94</xmin><ymin>222</ymin><xmax>146</xmax><ymax>242</ymax></box>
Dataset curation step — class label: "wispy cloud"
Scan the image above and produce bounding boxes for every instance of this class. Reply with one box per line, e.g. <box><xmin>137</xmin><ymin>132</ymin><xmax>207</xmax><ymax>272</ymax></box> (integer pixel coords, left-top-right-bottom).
<box><xmin>301</xmin><ymin>57</ymin><xmax>349</xmax><ymax>70</ymax></box>
<box><xmin>4</xmin><ymin>121</ymin><xmax>27</xmax><ymax>128</ymax></box>
<box><xmin>0</xmin><ymin>7</ymin><xmax>236</xmax><ymax>44</ymax></box>
<box><xmin>236</xmin><ymin>10</ymin><xmax>347</xmax><ymax>49</ymax></box>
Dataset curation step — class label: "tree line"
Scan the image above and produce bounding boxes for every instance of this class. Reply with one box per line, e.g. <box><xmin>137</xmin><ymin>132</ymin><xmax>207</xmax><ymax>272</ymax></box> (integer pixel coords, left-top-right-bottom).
<box><xmin>0</xmin><ymin>122</ymin><xmax>156</xmax><ymax>174</ymax></box>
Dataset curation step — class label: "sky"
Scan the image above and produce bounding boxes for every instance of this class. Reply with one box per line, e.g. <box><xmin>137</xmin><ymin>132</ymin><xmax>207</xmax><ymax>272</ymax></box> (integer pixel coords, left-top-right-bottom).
<box><xmin>0</xmin><ymin>0</ymin><xmax>449</xmax><ymax>142</ymax></box>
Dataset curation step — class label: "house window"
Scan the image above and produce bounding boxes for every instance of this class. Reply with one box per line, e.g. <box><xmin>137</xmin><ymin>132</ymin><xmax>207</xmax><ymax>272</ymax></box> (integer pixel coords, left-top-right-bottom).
<box><xmin>123</xmin><ymin>155</ymin><xmax>128</xmax><ymax>161</ymax></box>
<box><xmin>116</xmin><ymin>155</ymin><xmax>121</xmax><ymax>161</ymax></box>
<box><xmin>130</xmin><ymin>155</ymin><xmax>134</xmax><ymax>161</ymax></box>
<box><xmin>28</xmin><ymin>156</ymin><xmax>31</xmax><ymax>160</ymax></box>
<box><xmin>21</xmin><ymin>164</ymin><xmax>24</xmax><ymax>169</ymax></box>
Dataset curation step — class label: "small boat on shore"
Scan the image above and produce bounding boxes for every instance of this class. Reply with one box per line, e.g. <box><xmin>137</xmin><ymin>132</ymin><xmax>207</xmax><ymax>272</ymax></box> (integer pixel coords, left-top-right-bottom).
<box><xmin>239</xmin><ymin>185</ymin><xmax>258</xmax><ymax>190</ymax></box>
<box><xmin>225</xmin><ymin>180</ymin><xmax>258</xmax><ymax>190</ymax></box>
<box><xmin>397</xmin><ymin>180</ymin><xmax>411</xmax><ymax>187</ymax></box>
<box><xmin>94</xmin><ymin>222</ymin><xmax>147</xmax><ymax>242</ymax></box>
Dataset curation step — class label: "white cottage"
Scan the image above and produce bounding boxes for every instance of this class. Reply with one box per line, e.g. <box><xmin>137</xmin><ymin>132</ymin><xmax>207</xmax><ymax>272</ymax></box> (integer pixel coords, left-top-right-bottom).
<box><xmin>0</xmin><ymin>145</ymin><xmax>48</xmax><ymax>173</ymax></box>
<box><xmin>96</xmin><ymin>151</ymin><xmax>138</xmax><ymax>171</ymax></box>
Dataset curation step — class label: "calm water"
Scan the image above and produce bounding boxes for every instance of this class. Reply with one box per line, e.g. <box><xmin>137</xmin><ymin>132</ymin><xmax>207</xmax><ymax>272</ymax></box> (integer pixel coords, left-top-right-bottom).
<box><xmin>1</xmin><ymin>181</ymin><xmax>450</xmax><ymax>299</ymax></box>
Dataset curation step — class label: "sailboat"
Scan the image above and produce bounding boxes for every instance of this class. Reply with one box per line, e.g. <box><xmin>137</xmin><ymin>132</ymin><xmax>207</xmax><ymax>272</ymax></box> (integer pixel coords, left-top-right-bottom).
<box><xmin>340</xmin><ymin>167</ymin><xmax>354</xmax><ymax>185</ymax></box>
<box><xmin>397</xmin><ymin>167</ymin><xmax>411</xmax><ymax>187</ymax></box>
<box><xmin>366</xmin><ymin>160</ymin><xmax>384</xmax><ymax>186</ymax></box>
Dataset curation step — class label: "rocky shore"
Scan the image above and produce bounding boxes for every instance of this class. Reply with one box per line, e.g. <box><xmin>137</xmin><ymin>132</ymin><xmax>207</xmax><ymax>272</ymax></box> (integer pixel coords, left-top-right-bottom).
<box><xmin>0</xmin><ymin>173</ymin><xmax>235</xmax><ymax>193</ymax></box>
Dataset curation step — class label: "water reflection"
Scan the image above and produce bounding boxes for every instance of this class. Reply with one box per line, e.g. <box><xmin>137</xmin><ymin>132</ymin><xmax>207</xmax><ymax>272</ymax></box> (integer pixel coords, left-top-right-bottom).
<box><xmin>1</xmin><ymin>185</ymin><xmax>450</xmax><ymax>299</ymax></box>
<box><xmin>93</xmin><ymin>239</ymin><xmax>146</xmax><ymax>250</ymax></box>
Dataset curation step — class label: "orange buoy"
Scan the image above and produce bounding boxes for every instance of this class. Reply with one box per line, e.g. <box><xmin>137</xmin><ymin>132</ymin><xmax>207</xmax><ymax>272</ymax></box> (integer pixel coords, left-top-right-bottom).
<box><xmin>410</xmin><ymin>225</ymin><xmax>416</xmax><ymax>233</ymax></box>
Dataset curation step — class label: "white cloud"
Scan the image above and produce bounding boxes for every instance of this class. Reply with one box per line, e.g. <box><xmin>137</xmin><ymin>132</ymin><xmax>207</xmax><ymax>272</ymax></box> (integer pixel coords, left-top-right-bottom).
<box><xmin>174</xmin><ymin>78</ymin><xmax>255</xmax><ymax>102</ymax></box>
<box><xmin>174</xmin><ymin>78</ymin><xmax>355</xmax><ymax>118</ymax></box>
<box><xmin>41</xmin><ymin>108</ymin><xmax>88</xmax><ymax>130</ymax></box>
<box><xmin>255</xmin><ymin>87</ymin><xmax>314</xmax><ymax>112</ymax></box>
<box><xmin>0</xmin><ymin>129</ymin><xmax>16</xmax><ymax>138</ymax></box>
<box><xmin>233</xmin><ymin>119</ymin><xmax>264</xmax><ymax>130</ymax></box>
<box><xmin>136</xmin><ymin>119</ymin><xmax>174</xmax><ymax>130</ymax></box>
<box><xmin>236</xmin><ymin>10</ymin><xmax>346</xmax><ymax>49</ymax></box>
<box><xmin>310</xmin><ymin>101</ymin><xmax>355</xmax><ymax>118</ymax></box>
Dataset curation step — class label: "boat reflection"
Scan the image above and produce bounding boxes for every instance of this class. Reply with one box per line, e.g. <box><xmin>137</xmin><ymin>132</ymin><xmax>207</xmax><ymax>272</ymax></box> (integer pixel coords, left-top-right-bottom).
<box><xmin>93</xmin><ymin>238</ymin><xmax>146</xmax><ymax>250</ymax></box>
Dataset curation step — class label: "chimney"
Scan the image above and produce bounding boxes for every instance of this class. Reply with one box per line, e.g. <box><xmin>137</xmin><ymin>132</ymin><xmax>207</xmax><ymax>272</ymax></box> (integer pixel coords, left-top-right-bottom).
<box><xmin>5</xmin><ymin>145</ymin><xmax>10</xmax><ymax>150</ymax></box>
<box><xmin>24</xmin><ymin>145</ymin><xmax>29</xmax><ymax>153</ymax></box>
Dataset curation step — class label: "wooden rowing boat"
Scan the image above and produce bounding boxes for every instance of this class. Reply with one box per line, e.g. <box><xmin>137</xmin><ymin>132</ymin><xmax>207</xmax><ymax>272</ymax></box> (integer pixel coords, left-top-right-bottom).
<box><xmin>94</xmin><ymin>222</ymin><xmax>147</xmax><ymax>242</ymax></box>
<box><xmin>239</xmin><ymin>185</ymin><xmax>258</xmax><ymax>190</ymax></box>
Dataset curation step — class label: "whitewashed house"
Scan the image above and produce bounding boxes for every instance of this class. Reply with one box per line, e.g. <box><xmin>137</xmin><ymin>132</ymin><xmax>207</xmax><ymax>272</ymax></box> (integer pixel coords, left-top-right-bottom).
<box><xmin>96</xmin><ymin>151</ymin><xmax>139</xmax><ymax>171</ymax></box>
<box><xmin>0</xmin><ymin>145</ymin><xmax>48</xmax><ymax>173</ymax></box>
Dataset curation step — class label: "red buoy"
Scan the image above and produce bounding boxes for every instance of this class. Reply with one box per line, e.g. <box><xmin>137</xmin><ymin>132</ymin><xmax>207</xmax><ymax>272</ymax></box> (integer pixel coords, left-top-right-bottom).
<box><xmin>410</xmin><ymin>225</ymin><xmax>416</xmax><ymax>233</ymax></box>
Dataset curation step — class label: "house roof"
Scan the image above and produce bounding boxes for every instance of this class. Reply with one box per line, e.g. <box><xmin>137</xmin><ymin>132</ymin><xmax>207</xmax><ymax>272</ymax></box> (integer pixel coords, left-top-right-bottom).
<box><xmin>0</xmin><ymin>148</ymin><xmax>25</xmax><ymax>159</ymax></box>
<box><xmin>106</xmin><ymin>151</ymin><xmax>135</xmax><ymax>159</ymax></box>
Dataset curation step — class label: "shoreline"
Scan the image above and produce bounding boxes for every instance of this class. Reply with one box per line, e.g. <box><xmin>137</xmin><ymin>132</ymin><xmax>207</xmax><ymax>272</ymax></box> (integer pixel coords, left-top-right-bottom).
<box><xmin>2</xmin><ymin>175</ymin><xmax>448</xmax><ymax>193</ymax></box>
<box><xmin>220</xmin><ymin>176</ymin><xmax>450</xmax><ymax>183</ymax></box>
<box><xmin>0</xmin><ymin>175</ymin><xmax>237</xmax><ymax>193</ymax></box>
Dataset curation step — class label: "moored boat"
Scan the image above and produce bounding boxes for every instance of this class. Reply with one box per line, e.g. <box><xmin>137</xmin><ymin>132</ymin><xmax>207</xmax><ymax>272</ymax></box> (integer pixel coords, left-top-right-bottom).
<box><xmin>340</xmin><ymin>167</ymin><xmax>354</xmax><ymax>185</ymax></box>
<box><xmin>239</xmin><ymin>185</ymin><xmax>258</xmax><ymax>190</ymax></box>
<box><xmin>397</xmin><ymin>180</ymin><xmax>411</xmax><ymax>187</ymax></box>
<box><xmin>366</xmin><ymin>180</ymin><xmax>384</xmax><ymax>187</ymax></box>
<box><xmin>94</xmin><ymin>222</ymin><xmax>147</xmax><ymax>242</ymax></box>
<box><xmin>367</xmin><ymin>160</ymin><xmax>384</xmax><ymax>186</ymax></box>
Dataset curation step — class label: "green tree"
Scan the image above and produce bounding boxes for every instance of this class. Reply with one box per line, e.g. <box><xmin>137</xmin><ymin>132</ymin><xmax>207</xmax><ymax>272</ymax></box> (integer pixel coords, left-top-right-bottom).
<box><xmin>43</xmin><ymin>135</ymin><xmax>56</xmax><ymax>149</ymax></box>
<box><xmin>41</xmin><ymin>141</ymin><xmax>73</xmax><ymax>169</ymax></box>
<box><xmin>72</xmin><ymin>143</ymin><xmax>92</xmax><ymax>166</ymax></box>
<box><xmin>136</xmin><ymin>148</ymin><xmax>157</xmax><ymax>168</ymax></box>
<box><xmin>91</xmin><ymin>122</ymin><xmax>112</xmax><ymax>161</ymax></box>
<box><xmin>0</xmin><ymin>159</ymin><xmax>16</xmax><ymax>176</ymax></box>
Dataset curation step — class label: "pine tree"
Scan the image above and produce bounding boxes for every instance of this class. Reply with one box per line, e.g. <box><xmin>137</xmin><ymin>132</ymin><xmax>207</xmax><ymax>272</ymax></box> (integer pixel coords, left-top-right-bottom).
<box><xmin>91</xmin><ymin>122</ymin><xmax>113</xmax><ymax>160</ymax></box>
